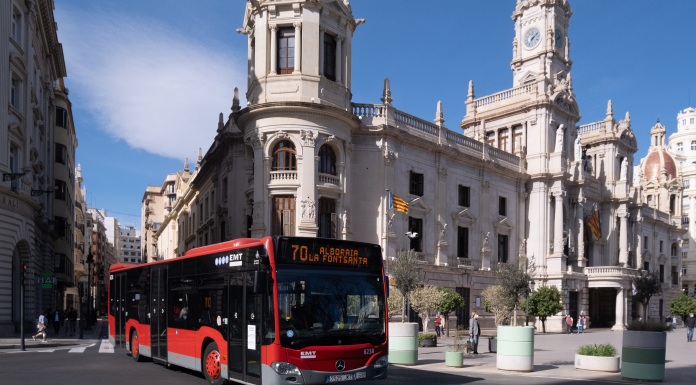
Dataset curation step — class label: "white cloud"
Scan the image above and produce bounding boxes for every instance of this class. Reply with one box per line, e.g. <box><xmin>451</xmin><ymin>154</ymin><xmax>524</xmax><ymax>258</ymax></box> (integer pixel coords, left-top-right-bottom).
<box><xmin>56</xmin><ymin>9</ymin><xmax>246</xmax><ymax>159</ymax></box>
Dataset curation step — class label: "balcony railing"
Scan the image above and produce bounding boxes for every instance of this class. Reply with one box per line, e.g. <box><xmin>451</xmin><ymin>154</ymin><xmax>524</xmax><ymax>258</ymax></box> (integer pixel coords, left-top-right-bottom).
<box><xmin>474</xmin><ymin>83</ymin><xmax>535</xmax><ymax>108</ymax></box>
<box><xmin>394</xmin><ymin>110</ymin><xmax>439</xmax><ymax>137</ymax></box>
<box><xmin>318</xmin><ymin>173</ymin><xmax>339</xmax><ymax>185</ymax></box>
<box><xmin>352</xmin><ymin>103</ymin><xmax>385</xmax><ymax>118</ymax></box>
<box><xmin>270</xmin><ymin>170</ymin><xmax>298</xmax><ymax>182</ymax></box>
<box><xmin>584</xmin><ymin>266</ymin><xmax>642</xmax><ymax>278</ymax></box>
<box><xmin>577</xmin><ymin>121</ymin><xmax>603</xmax><ymax>134</ymax></box>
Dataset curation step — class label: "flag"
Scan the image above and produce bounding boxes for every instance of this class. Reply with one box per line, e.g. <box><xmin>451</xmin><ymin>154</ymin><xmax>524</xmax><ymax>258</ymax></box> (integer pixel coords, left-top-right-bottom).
<box><xmin>389</xmin><ymin>192</ymin><xmax>409</xmax><ymax>214</ymax></box>
<box><xmin>587</xmin><ymin>204</ymin><xmax>602</xmax><ymax>241</ymax></box>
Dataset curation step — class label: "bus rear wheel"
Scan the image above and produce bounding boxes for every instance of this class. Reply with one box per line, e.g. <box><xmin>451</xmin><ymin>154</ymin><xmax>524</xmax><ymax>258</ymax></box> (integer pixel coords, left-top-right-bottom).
<box><xmin>203</xmin><ymin>342</ymin><xmax>225</xmax><ymax>385</ymax></box>
<box><xmin>131</xmin><ymin>331</ymin><xmax>147</xmax><ymax>362</ymax></box>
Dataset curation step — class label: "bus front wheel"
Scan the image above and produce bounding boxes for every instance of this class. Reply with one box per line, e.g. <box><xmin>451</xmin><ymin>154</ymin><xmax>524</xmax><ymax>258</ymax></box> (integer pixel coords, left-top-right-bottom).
<box><xmin>203</xmin><ymin>342</ymin><xmax>225</xmax><ymax>385</ymax></box>
<box><xmin>131</xmin><ymin>331</ymin><xmax>147</xmax><ymax>362</ymax></box>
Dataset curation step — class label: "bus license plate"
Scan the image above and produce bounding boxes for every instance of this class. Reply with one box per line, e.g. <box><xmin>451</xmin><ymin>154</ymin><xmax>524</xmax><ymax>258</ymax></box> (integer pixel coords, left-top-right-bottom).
<box><xmin>327</xmin><ymin>374</ymin><xmax>354</xmax><ymax>382</ymax></box>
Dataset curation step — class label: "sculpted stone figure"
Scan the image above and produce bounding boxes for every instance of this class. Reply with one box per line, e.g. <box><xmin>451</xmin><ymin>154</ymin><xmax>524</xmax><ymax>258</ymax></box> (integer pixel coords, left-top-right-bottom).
<box><xmin>574</xmin><ymin>135</ymin><xmax>582</xmax><ymax>161</ymax></box>
<box><xmin>620</xmin><ymin>157</ymin><xmax>628</xmax><ymax>181</ymax></box>
<box><xmin>482</xmin><ymin>232</ymin><xmax>490</xmax><ymax>250</ymax></box>
<box><xmin>555</xmin><ymin>124</ymin><xmax>565</xmax><ymax>152</ymax></box>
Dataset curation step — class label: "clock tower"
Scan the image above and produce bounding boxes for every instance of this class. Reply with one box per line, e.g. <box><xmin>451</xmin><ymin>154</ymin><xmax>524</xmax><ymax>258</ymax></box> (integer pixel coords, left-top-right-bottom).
<box><xmin>510</xmin><ymin>0</ymin><xmax>573</xmax><ymax>89</ymax></box>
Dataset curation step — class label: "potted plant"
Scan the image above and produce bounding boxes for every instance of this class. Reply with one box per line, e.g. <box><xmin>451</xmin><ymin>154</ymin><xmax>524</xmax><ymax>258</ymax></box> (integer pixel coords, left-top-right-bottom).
<box><xmin>445</xmin><ymin>326</ymin><xmax>468</xmax><ymax>368</ymax></box>
<box><xmin>574</xmin><ymin>343</ymin><xmax>620</xmax><ymax>372</ymax></box>
<box><xmin>623</xmin><ymin>270</ymin><xmax>671</xmax><ymax>381</ymax></box>
<box><xmin>622</xmin><ymin>320</ymin><xmax>671</xmax><ymax>381</ymax></box>
<box><xmin>418</xmin><ymin>333</ymin><xmax>437</xmax><ymax>347</ymax></box>
<box><xmin>488</xmin><ymin>336</ymin><xmax>497</xmax><ymax>353</ymax></box>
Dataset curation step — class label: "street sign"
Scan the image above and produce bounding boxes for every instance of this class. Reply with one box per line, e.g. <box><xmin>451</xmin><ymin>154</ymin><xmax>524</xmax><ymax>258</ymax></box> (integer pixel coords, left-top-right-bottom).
<box><xmin>37</xmin><ymin>273</ymin><xmax>57</xmax><ymax>289</ymax></box>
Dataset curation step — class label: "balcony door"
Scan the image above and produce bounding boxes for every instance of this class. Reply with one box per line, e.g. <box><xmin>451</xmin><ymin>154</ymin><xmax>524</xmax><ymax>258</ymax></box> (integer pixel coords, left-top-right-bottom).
<box><xmin>273</xmin><ymin>196</ymin><xmax>295</xmax><ymax>236</ymax></box>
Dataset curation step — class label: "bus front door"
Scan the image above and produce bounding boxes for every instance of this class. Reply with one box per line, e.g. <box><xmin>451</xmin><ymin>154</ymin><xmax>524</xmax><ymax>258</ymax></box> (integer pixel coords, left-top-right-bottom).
<box><xmin>114</xmin><ymin>273</ymin><xmax>126</xmax><ymax>348</ymax></box>
<box><xmin>150</xmin><ymin>266</ymin><xmax>168</xmax><ymax>360</ymax></box>
<box><xmin>228</xmin><ymin>272</ymin><xmax>261</xmax><ymax>385</ymax></box>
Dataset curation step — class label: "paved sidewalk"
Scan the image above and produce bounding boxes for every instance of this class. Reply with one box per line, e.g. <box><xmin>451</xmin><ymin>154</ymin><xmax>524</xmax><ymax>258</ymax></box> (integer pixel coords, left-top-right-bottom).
<box><xmin>411</xmin><ymin>327</ymin><xmax>694</xmax><ymax>384</ymax></box>
<box><xmin>0</xmin><ymin>317</ymin><xmax>107</xmax><ymax>349</ymax></box>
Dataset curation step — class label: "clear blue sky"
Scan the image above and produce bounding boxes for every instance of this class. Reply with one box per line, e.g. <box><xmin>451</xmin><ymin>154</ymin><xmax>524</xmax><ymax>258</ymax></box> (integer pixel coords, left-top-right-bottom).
<box><xmin>54</xmin><ymin>0</ymin><xmax>696</xmax><ymax>229</ymax></box>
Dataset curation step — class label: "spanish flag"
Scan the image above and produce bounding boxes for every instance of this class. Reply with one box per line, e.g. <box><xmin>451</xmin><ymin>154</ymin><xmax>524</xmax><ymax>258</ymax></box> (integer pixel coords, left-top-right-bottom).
<box><xmin>587</xmin><ymin>204</ymin><xmax>602</xmax><ymax>241</ymax></box>
<box><xmin>389</xmin><ymin>192</ymin><xmax>409</xmax><ymax>214</ymax></box>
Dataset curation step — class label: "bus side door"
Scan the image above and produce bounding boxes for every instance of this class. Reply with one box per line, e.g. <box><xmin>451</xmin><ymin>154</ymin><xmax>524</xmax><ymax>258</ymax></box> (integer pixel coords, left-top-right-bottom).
<box><xmin>228</xmin><ymin>272</ymin><xmax>261</xmax><ymax>385</ymax></box>
<box><xmin>114</xmin><ymin>273</ymin><xmax>126</xmax><ymax>348</ymax></box>
<box><xmin>150</xmin><ymin>266</ymin><xmax>168</xmax><ymax>360</ymax></box>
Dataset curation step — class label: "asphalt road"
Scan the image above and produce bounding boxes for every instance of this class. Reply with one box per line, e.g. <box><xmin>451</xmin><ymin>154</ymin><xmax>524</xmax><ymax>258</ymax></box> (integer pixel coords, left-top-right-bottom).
<box><xmin>0</xmin><ymin>341</ymin><xmax>641</xmax><ymax>385</ymax></box>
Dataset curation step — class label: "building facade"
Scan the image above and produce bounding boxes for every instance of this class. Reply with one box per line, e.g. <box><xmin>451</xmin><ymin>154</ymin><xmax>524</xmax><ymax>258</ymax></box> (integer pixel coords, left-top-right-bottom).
<box><xmin>150</xmin><ymin>0</ymin><xmax>683</xmax><ymax>331</ymax></box>
<box><xmin>0</xmin><ymin>0</ymin><xmax>69</xmax><ymax>334</ymax></box>
<box><xmin>119</xmin><ymin>226</ymin><xmax>141</xmax><ymax>263</ymax></box>
<box><xmin>141</xmin><ymin>172</ymin><xmax>183</xmax><ymax>262</ymax></box>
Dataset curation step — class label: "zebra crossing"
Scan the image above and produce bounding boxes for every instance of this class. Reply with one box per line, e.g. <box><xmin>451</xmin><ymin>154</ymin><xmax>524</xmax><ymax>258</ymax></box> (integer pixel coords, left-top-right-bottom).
<box><xmin>2</xmin><ymin>340</ymin><xmax>114</xmax><ymax>354</ymax></box>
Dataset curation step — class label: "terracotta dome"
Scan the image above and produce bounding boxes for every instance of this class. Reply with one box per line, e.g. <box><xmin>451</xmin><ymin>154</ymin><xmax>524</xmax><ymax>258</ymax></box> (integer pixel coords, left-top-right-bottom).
<box><xmin>643</xmin><ymin>150</ymin><xmax>677</xmax><ymax>181</ymax></box>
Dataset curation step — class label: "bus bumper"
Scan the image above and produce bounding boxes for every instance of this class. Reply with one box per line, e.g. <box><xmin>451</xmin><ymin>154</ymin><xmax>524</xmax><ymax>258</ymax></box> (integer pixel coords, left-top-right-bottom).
<box><xmin>261</xmin><ymin>364</ymin><xmax>388</xmax><ymax>385</ymax></box>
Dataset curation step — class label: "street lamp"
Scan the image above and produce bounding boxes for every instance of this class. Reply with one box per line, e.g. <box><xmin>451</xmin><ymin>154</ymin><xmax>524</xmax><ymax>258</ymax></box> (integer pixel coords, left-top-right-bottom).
<box><xmin>525</xmin><ymin>279</ymin><xmax>535</xmax><ymax>326</ymax></box>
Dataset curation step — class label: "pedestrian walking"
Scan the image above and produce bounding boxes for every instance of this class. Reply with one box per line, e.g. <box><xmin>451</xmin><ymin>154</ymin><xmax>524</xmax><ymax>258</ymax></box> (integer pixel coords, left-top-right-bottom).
<box><xmin>686</xmin><ymin>312</ymin><xmax>695</xmax><ymax>342</ymax></box>
<box><xmin>68</xmin><ymin>308</ymin><xmax>77</xmax><ymax>336</ymax></box>
<box><xmin>666</xmin><ymin>315</ymin><xmax>672</xmax><ymax>328</ymax></box>
<box><xmin>566</xmin><ymin>314</ymin><xmax>573</xmax><ymax>334</ymax></box>
<box><xmin>582</xmin><ymin>316</ymin><xmax>587</xmax><ymax>332</ymax></box>
<box><xmin>468</xmin><ymin>312</ymin><xmax>480</xmax><ymax>354</ymax></box>
<box><xmin>577</xmin><ymin>315</ymin><xmax>584</xmax><ymax>334</ymax></box>
<box><xmin>33</xmin><ymin>312</ymin><xmax>48</xmax><ymax>342</ymax></box>
<box><xmin>435</xmin><ymin>315</ymin><xmax>442</xmax><ymax>338</ymax></box>
<box><xmin>672</xmin><ymin>315</ymin><xmax>677</xmax><ymax>330</ymax></box>
<box><xmin>53</xmin><ymin>309</ymin><xmax>61</xmax><ymax>334</ymax></box>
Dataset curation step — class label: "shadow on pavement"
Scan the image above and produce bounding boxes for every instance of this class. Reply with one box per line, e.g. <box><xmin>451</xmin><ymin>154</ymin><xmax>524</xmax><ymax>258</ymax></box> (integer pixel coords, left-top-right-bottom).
<box><xmin>384</xmin><ymin>366</ymin><xmax>486</xmax><ymax>384</ymax></box>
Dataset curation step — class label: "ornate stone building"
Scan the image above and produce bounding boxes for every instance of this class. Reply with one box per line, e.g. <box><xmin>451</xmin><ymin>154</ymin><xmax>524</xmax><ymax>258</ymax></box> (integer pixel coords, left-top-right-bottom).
<box><xmin>0</xmin><ymin>0</ymin><xmax>69</xmax><ymax>334</ymax></box>
<box><xmin>151</xmin><ymin>0</ymin><xmax>683</xmax><ymax>331</ymax></box>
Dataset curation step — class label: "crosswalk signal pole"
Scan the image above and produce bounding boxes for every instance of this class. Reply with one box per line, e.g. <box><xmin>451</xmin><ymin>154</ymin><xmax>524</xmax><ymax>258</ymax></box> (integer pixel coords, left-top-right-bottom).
<box><xmin>20</xmin><ymin>263</ymin><xmax>27</xmax><ymax>351</ymax></box>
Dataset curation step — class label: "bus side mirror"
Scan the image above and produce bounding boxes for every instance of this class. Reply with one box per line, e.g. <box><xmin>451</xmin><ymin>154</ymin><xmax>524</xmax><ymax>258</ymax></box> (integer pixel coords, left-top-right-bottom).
<box><xmin>253</xmin><ymin>270</ymin><xmax>267</xmax><ymax>294</ymax></box>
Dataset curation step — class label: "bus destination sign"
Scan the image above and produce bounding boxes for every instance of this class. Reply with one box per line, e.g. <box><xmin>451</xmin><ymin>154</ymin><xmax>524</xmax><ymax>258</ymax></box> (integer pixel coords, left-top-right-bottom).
<box><xmin>275</xmin><ymin>237</ymin><xmax>382</xmax><ymax>269</ymax></box>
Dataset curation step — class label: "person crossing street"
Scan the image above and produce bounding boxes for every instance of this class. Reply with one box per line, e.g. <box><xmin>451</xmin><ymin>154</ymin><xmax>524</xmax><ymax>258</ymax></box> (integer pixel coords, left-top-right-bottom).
<box><xmin>686</xmin><ymin>312</ymin><xmax>695</xmax><ymax>342</ymax></box>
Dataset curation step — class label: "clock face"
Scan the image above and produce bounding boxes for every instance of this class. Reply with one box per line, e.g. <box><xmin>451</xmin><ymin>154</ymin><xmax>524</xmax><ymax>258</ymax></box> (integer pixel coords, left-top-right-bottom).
<box><xmin>524</xmin><ymin>28</ymin><xmax>541</xmax><ymax>48</ymax></box>
<box><xmin>555</xmin><ymin>29</ymin><xmax>564</xmax><ymax>48</ymax></box>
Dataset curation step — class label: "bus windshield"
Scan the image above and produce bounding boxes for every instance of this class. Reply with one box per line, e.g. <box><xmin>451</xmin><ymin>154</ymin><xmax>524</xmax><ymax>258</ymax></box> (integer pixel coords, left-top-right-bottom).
<box><xmin>276</xmin><ymin>267</ymin><xmax>386</xmax><ymax>349</ymax></box>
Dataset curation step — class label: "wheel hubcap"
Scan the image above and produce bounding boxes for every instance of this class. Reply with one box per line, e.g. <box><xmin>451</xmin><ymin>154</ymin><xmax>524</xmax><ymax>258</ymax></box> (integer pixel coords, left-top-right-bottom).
<box><xmin>133</xmin><ymin>335</ymin><xmax>139</xmax><ymax>357</ymax></box>
<box><xmin>206</xmin><ymin>350</ymin><xmax>221</xmax><ymax>379</ymax></box>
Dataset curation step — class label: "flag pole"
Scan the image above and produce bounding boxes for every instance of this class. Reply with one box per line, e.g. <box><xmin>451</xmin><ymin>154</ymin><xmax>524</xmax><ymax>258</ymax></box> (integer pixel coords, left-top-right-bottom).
<box><xmin>385</xmin><ymin>189</ymin><xmax>390</xmax><ymax>276</ymax></box>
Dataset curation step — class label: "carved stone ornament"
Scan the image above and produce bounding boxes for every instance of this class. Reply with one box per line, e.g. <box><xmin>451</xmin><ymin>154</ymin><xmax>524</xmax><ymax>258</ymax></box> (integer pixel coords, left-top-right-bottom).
<box><xmin>252</xmin><ymin>201</ymin><xmax>264</xmax><ymax>223</ymax></box>
<box><xmin>482</xmin><ymin>232</ymin><xmax>491</xmax><ymax>250</ymax></box>
<box><xmin>383</xmin><ymin>149</ymin><xmax>397</xmax><ymax>166</ymax></box>
<box><xmin>345</xmin><ymin>141</ymin><xmax>354</xmax><ymax>158</ymax></box>
<box><xmin>620</xmin><ymin>157</ymin><xmax>628</xmax><ymax>181</ymax></box>
<box><xmin>268</xmin><ymin>5</ymin><xmax>276</xmax><ymax>18</ymax></box>
<box><xmin>301</xmin><ymin>196</ymin><xmax>316</xmax><ymax>219</ymax></box>
<box><xmin>437</xmin><ymin>219</ymin><xmax>447</xmax><ymax>242</ymax></box>
<box><xmin>245</xmin><ymin>129</ymin><xmax>266</xmax><ymax>150</ymax></box>
<box><xmin>519</xmin><ymin>239</ymin><xmax>527</xmax><ymax>256</ymax></box>
<box><xmin>555</xmin><ymin>124</ymin><xmax>565</xmax><ymax>152</ymax></box>
<box><xmin>343</xmin><ymin>206</ymin><xmax>352</xmax><ymax>231</ymax></box>
<box><xmin>300</xmin><ymin>130</ymin><xmax>316</xmax><ymax>147</ymax></box>
<box><xmin>274</xmin><ymin>130</ymin><xmax>290</xmax><ymax>140</ymax></box>
<box><xmin>323</xmin><ymin>135</ymin><xmax>338</xmax><ymax>145</ymax></box>
<box><xmin>293</xmin><ymin>3</ymin><xmax>301</xmax><ymax>17</ymax></box>
<box><xmin>438</xmin><ymin>167</ymin><xmax>447</xmax><ymax>180</ymax></box>
<box><xmin>482</xmin><ymin>180</ymin><xmax>490</xmax><ymax>192</ymax></box>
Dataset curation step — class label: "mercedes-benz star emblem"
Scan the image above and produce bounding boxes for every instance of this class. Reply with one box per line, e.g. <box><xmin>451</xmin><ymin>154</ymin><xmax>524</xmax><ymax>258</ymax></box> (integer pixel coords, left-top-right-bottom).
<box><xmin>335</xmin><ymin>360</ymin><xmax>346</xmax><ymax>371</ymax></box>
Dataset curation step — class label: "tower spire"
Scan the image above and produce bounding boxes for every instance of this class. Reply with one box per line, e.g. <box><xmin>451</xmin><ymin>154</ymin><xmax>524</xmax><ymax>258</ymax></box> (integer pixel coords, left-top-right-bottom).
<box><xmin>184</xmin><ymin>157</ymin><xmax>189</xmax><ymax>173</ymax></box>
<box><xmin>434</xmin><ymin>101</ymin><xmax>445</xmax><ymax>125</ymax></box>
<box><xmin>606</xmin><ymin>100</ymin><xmax>613</xmax><ymax>119</ymax></box>
<box><xmin>380</xmin><ymin>78</ymin><xmax>393</xmax><ymax>106</ymax></box>
<box><xmin>232</xmin><ymin>87</ymin><xmax>240</xmax><ymax>113</ymax></box>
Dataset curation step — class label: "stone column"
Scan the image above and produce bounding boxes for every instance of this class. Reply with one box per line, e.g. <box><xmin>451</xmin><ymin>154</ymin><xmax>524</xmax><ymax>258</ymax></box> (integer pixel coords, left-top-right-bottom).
<box><xmin>553</xmin><ymin>191</ymin><xmax>565</xmax><ymax>253</ymax></box>
<box><xmin>293</xmin><ymin>22</ymin><xmax>302</xmax><ymax>74</ymax></box>
<box><xmin>335</xmin><ymin>36</ymin><xmax>343</xmax><ymax>85</ymax></box>
<box><xmin>618</xmin><ymin>211</ymin><xmax>629</xmax><ymax>267</ymax></box>
<box><xmin>269</xmin><ymin>24</ymin><xmax>278</xmax><ymax>75</ymax></box>
<box><xmin>576</xmin><ymin>195</ymin><xmax>586</xmax><ymax>267</ymax></box>
<box><xmin>247</xmin><ymin>131</ymin><xmax>266</xmax><ymax>238</ymax></box>
<box><xmin>612</xmin><ymin>288</ymin><xmax>627</xmax><ymax>330</ymax></box>
<box><xmin>297</xmin><ymin>130</ymin><xmax>317</xmax><ymax>236</ymax></box>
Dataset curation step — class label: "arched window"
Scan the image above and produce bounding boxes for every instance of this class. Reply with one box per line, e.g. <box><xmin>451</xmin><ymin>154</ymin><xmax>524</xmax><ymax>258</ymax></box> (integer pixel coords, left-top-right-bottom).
<box><xmin>272</xmin><ymin>141</ymin><xmax>297</xmax><ymax>171</ymax></box>
<box><xmin>318</xmin><ymin>144</ymin><xmax>336</xmax><ymax>175</ymax></box>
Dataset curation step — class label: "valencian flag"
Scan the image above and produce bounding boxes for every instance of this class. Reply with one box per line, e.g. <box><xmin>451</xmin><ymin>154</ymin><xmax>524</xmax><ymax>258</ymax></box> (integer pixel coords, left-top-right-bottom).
<box><xmin>389</xmin><ymin>192</ymin><xmax>409</xmax><ymax>214</ymax></box>
<box><xmin>587</xmin><ymin>204</ymin><xmax>602</xmax><ymax>241</ymax></box>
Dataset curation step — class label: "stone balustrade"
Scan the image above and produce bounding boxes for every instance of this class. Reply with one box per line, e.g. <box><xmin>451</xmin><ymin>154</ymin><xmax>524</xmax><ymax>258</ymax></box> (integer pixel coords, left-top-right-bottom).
<box><xmin>394</xmin><ymin>110</ymin><xmax>439</xmax><ymax>136</ymax></box>
<box><xmin>577</xmin><ymin>121</ymin><xmax>603</xmax><ymax>134</ymax></box>
<box><xmin>584</xmin><ymin>266</ymin><xmax>642</xmax><ymax>278</ymax></box>
<box><xmin>270</xmin><ymin>170</ymin><xmax>298</xmax><ymax>182</ymax></box>
<box><xmin>474</xmin><ymin>83</ymin><xmax>535</xmax><ymax>108</ymax></box>
<box><xmin>318</xmin><ymin>173</ymin><xmax>340</xmax><ymax>186</ymax></box>
<box><xmin>352</xmin><ymin>103</ymin><xmax>385</xmax><ymax>118</ymax></box>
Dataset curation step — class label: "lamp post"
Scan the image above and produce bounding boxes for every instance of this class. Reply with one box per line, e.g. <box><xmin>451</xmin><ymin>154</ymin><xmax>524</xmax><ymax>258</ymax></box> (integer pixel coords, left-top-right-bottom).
<box><xmin>525</xmin><ymin>279</ymin><xmax>535</xmax><ymax>326</ymax></box>
<box><xmin>85</xmin><ymin>251</ymin><xmax>93</xmax><ymax>331</ymax></box>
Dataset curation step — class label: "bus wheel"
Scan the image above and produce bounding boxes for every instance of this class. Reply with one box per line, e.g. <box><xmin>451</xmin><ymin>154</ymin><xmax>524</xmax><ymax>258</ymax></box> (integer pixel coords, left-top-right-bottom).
<box><xmin>131</xmin><ymin>331</ymin><xmax>147</xmax><ymax>362</ymax></box>
<box><xmin>204</xmin><ymin>342</ymin><xmax>224</xmax><ymax>385</ymax></box>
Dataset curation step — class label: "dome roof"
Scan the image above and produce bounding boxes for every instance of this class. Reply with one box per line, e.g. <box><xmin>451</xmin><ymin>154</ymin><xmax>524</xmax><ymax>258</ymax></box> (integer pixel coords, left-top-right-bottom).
<box><xmin>643</xmin><ymin>150</ymin><xmax>677</xmax><ymax>181</ymax></box>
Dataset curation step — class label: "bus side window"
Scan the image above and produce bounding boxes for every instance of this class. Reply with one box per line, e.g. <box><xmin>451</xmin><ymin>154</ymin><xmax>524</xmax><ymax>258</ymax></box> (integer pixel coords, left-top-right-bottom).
<box><xmin>196</xmin><ymin>275</ymin><xmax>226</xmax><ymax>332</ymax></box>
<box><xmin>170</xmin><ymin>277</ymin><xmax>195</xmax><ymax>330</ymax></box>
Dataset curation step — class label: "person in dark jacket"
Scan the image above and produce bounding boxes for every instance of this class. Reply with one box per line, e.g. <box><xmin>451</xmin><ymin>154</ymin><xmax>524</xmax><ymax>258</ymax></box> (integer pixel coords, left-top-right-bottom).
<box><xmin>469</xmin><ymin>312</ymin><xmax>480</xmax><ymax>354</ymax></box>
<box><xmin>686</xmin><ymin>312</ymin><xmax>695</xmax><ymax>342</ymax></box>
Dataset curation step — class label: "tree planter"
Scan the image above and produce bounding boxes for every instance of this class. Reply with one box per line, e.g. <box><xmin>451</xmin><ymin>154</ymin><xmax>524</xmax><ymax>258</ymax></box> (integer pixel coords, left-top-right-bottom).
<box><xmin>496</xmin><ymin>326</ymin><xmax>534</xmax><ymax>372</ymax></box>
<box><xmin>489</xmin><ymin>338</ymin><xmax>497</xmax><ymax>353</ymax></box>
<box><xmin>621</xmin><ymin>330</ymin><xmax>666</xmax><ymax>382</ymax></box>
<box><xmin>445</xmin><ymin>351</ymin><xmax>463</xmax><ymax>368</ymax></box>
<box><xmin>574</xmin><ymin>354</ymin><xmax>620</xmax><ymax>372</ymax></box>
<box><xmin>388</xmin><ymin>323</ymin><xmax>418</xmax><ymax>365</ymax></box>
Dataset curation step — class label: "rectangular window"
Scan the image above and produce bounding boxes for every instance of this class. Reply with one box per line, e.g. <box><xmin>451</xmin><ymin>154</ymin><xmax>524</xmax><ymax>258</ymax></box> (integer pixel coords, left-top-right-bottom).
<box><xmin>55</xmin><ymin>143</ymin><xmax>67</xmax><ymax>164</ymax></box>
<box><xmin>512</xmin><ymin>126</ymin><xmax>523</xmax><ymax>154</ymax></box>
<box><xmin>672</xmin><ymin>266</ymin><xmax>678</xmax><ymax>285</ymax></box>
<box><xmin>323</xmin><ymin>33</ymin><xmax>336</xmax><ymax>81</ymax></box>
<box><xmin>678</xmin><ymin>142</ymin><xmax>684</xmax><ymax>152</ymax></box>
<box><xmin>10</xmin><ymin>79</ymin><xmax>19</xmax><ymax>108</ymax></box>
<box><xmin>54</xmin><ymin>180</ymin><xmax>67</xmax><ymax>200</ymax></box>
<box><xmin>691</xmin><ymin>118</ymin><xmax>695</xmax><ymax>125</ymax></box>
<box><xmin>56</xmin><ymin>107</ymin><xmax>67</xmax><ymax>128</ymax></box>
<box><xmin>659</xmin><ymin>240</ymin><xmax>663</xmax><ymax>253</ymax></box>
<box><xmin>660</xmin><ymin>264</ymin><xmax>665</xmax><ymax>283</ymax></box>
<box><xmin>205</xmin><ymin>197</ymin><xmax>209</xmax><ymax>218</ymax></box>
<box><xmin>499</xmin><ymin>196</ymin><xmax>507</xmax><ymax>216</ymax></box>
<box><xmin>317</xmin><ymin>198</ymin><xmax>337</xmax><ymax>239</ymax></box>
<box><xmin>486</xmin><ymin>131</ymin><xmax>495</xmax><ymax>146</ymax></box>
<box><xmin>273</xmin><ymin>196</ymin><xmax>296</xmax><ymax>236</ymax></box>
<box><xmin>458</xmin><ymin>185</ymin><xmax>470</xmax><ymax>207</ymax></box>
<box><xmin>498</xmin><ymin>129</ymin><xmax>509</xmax><ymax>151</ymax></box>
<box><xmin>457</xmin><ymin>227</ymin><xmax>469</xmax><ymax>258</ymax></box>
<box><xmin>222</xmin><ymin>178</ymin><xmax>228</xmax><ymax>201</ymax></box>
<box><xmin>644</xmin><ymin>236</ymin><xmax>648</xmax><ymax>249</ymax></box>
<box><xmin>11</xmin><ymin>13</ymin><xmax>19</xmax><ymax>41</ymax></box>
<box><xmin>498</xmin><ymin>234</ymin><xmax>509</xmax><ymax>263</ymax></box>
<box><xmin>278</xmin><ymin>28</ymin><xmax>295</xmax><ymax>75</ymax></box>
<box><xmin>409</xmin><ymin>172</ymin><xmax>424</xmax><ymax>196</ymax></box>
<box><xmin>408</xmin><ymin>217</ymin><xmax>423</xmax><ymax>252</ymax></box>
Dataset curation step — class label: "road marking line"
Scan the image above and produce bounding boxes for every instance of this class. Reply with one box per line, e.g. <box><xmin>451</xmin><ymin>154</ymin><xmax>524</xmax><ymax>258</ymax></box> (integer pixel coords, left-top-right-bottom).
<box><xmin>99</xmin><ymin>339</ymin><xmax>114</xmax><ymax>353</ymax></box>
<box><xmin>69</xmin><ymin>347</ymin><xmax>87</xmax><ymax>353</ymax></box>
<box><xmin>38</xmin><ymin>349</ymin><xmax>56</xmax><ymax>353</ymax></box>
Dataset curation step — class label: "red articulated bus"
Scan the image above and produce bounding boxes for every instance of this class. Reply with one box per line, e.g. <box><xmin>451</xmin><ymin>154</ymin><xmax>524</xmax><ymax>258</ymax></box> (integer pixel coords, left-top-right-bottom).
<box><xmin>109</xmin><ymin>236</ymin><xmax>388</xmax><ymax>385</ymax></box>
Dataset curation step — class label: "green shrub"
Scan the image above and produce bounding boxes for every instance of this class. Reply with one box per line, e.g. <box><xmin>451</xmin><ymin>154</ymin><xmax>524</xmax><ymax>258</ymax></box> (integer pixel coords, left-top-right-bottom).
<box><xmin>418</xmin><ymin>334</ymin><xmax>437</xmax><ymax>344</ymax></box>
<box><xmin>626</xmin><ymin>320</ymin><xmax>672</xmax><ymax>332</ymax></box>
<box><xmin>576</xmin><ymin>343</ymin><xmax>617</xmax><ymax>357</ymax></box>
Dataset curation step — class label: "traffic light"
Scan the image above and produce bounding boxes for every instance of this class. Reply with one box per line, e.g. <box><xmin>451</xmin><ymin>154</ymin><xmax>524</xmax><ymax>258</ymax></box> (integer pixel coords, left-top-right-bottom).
<box><xmin>21</xmin><ymin>263</ymin><xmax>27</xmax><ymax>286</ymax></box>
<box><xmin>86</xmin><ymin>251</ymin><xmax>94</xmax><ymax>264</ymax></box>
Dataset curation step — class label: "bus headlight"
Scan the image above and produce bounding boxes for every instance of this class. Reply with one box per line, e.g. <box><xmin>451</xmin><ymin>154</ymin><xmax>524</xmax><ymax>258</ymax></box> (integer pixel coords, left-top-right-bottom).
<box><xmin>271</xmin><ymin>361</ymin><xmax>301</xmax><ymax>375</ymax></box>
<box><xmin>374</xmin><ymin>355</ymin><xmax>388</xmax><ymax>368</ymax></box>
